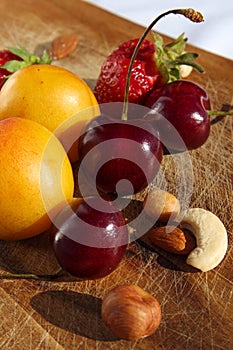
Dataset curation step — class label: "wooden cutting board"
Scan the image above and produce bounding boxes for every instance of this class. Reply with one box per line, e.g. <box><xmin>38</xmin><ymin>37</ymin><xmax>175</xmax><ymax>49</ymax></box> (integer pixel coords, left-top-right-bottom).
<box><xmin>0</xmin><ymin>1</ymin><xmax>232</xmax><ymax>349</ymax></box>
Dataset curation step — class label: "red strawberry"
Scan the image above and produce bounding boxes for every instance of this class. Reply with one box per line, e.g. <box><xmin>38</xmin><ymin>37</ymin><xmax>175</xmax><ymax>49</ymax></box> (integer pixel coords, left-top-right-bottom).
<box><xmin>0</xmin><ymin>45</ymin><xmax>52</xmax><ymax>89</ymax></box>
<box><xmin>94</xmin><ymin>33</ymin><xmax>204</xmax><ymax>104</ymax></box>
<box><xmin>94</xmin><ymin>39</ymin><xmax>163</xmax><ymax>104</ymax></box>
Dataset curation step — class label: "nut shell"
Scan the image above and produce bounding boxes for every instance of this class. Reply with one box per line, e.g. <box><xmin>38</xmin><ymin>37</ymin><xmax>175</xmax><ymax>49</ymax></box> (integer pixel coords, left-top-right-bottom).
<box><xmin>101</xmin><ymin>284</ymin><xmax>161</xmax><ymax>340</ymax></box>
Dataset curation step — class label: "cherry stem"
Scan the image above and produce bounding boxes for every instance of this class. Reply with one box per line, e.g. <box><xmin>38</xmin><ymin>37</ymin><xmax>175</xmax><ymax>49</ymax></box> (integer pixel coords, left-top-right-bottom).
<box><xmin>122</xmin><ymin>8</ymin><xmax>204</xmax><ymax>120</ymax></box>
<box><xmin>207</xmin><ymin>110</ymin><xmax>233</xmax><ymax>116</ymax></box>
<box><xmin>0</xmin><ymin>267</ymin><xmax>64</xmax><ymax>280</ymax></box>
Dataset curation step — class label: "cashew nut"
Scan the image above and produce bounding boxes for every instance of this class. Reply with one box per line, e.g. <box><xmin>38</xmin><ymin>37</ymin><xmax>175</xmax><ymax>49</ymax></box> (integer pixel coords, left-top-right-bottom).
<box><xmin>180</xmin><ymin>208</ymin><xmax>228</xmax><ymax>272</ymax></box>
<box><xmin>179</xmin><ymin>51</ymin><xmax>193</xmax><ymax>78</ymax></box>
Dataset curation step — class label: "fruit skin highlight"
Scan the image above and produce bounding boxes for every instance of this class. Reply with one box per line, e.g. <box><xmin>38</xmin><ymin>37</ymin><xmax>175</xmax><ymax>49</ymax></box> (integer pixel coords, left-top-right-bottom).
<box><xmin>0</xmin><ymin>117</ymin><xmax>74</xmax><ymax>240</ymax></box>
<box><xmin>50</xmin><ymin>197</ymin><xmax>128</xmax><ymax>280</ymax></box>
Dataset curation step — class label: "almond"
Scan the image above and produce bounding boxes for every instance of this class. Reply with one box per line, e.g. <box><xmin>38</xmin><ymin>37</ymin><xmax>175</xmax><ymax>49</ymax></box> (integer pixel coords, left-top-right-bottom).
<box><xmin>143</xmin><ymin>189</ymin><xmax>180</xmax><ymax>222</ymax></box>
<box><xmin>147</xmin><ymin>225</ymin><xmax>196</xmax><ymax>255</ymax></box>
<box><xmin>51</xmin><ymin>33</ymin><xmax>79</xmax><ymax>60</ymax></box>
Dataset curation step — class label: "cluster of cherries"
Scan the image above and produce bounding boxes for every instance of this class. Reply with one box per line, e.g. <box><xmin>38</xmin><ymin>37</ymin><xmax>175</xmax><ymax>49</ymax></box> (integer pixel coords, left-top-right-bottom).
<box><xmin>51</xmin><ymin>77</ymin><xmax>211</xmax><ymax>280</ymax></box>
<box><xmin>50</xmin><ymin>9</ymin><xmax>220</xmax><ymax>281</ymax></box>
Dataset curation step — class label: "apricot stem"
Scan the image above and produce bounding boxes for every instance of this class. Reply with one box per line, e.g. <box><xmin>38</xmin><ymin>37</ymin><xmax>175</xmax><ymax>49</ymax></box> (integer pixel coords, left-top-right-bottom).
<box><xmin>0</xmin><ymin>267</ymin><xmax>64</xmax><ymax>280</ymax></box>
<box><xmin>122</xmin><ymin>8</ymin><xmax>204</xmax><ymax>119</ymax></box>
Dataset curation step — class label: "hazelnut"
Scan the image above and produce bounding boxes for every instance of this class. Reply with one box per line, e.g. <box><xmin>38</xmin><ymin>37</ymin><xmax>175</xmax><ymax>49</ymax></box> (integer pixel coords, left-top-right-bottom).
<box><xmin>101</xmin><ymin>284</ymin><xmax>162</xmax><ymax>340</ymax></box>
<box><xmin>143</xmin><ymin>188</ymin><xmax>180</xmax><ymax>222</ymax></box>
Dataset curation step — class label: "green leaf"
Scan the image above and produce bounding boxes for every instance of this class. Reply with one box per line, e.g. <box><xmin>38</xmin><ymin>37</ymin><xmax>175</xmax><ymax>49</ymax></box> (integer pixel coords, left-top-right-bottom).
<box><xmin>178</xmin><ymin>52</ymin><xmax>199</xmax><ymax>61</ymax></box>
<box><xmin>152</xmin><ymin>32</ymin><xmax>205</xmax><ymax>82</ymax></box>
<box><xmin>1</xmin><ymin>60</ymin><xmax>29</xmax><ymax>73</ymax></box>
<box><xmin>168</xmin><ymin>52</ymin><xmax>205</xmax><ymax>73</ymax></box>
<box><xmin>168</xmin><ymin>67</ymin><xmax>180</xmax><ymax>82</ymax></box>
<box><xmin>164</xmin><ymin>33</ymin><xmax>187</xmax><ymax>59</ymax></box>
<box><xmin>7</xmin><ymin>44</ymin><xmax>32</xmax><ymax>62</ymax></box>
<box><xmin>41</xmin><ymin>50</ymin><xmax>52</xmax><ymax>64</ymax></box>
<box><xmin>4</xmin><ymin>44</ymin><xmax>52</xmax><ymax>69</ymax></box>
<box><xmin>152</xmin><ymin>32</ymin><xmax>169</xmax><ymax>83</ymax></box>
<box><xmin>0</xmin><ymin>44</ymin><xmax>52</xmax><ymax>88</ymax></box>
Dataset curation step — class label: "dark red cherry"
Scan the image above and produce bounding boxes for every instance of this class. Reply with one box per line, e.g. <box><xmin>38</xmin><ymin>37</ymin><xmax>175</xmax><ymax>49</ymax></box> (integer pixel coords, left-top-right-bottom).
<box><xmin>78</xmin><ymin>113</ymin><xmax>163</xmax><ymax>196</ymax></box>
<box><xmin>144</xmin><ymin>80</ymin><xmax>211</xmax><ymax>152</ymax></box>
<box><xmin>50</xmin><ymin>197</ymin><xmax>128</xmax><ymax>280</ymax></box>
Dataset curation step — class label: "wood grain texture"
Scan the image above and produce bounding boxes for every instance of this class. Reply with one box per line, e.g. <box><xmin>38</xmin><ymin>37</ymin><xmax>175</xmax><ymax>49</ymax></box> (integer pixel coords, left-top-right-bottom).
<box><xmin>0</xmin><ymin>1</ymin><xmax>232</xmax><ymax>349</ymax></box>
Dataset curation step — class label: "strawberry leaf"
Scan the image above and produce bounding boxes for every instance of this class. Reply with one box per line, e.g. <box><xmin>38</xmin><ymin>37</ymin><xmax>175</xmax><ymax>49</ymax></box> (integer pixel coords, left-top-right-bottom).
<box><xmin>152</xmin><ymin>32</ymin><xmax>204</xmax><ymax>83</ymax></box>
<box><xmin>41</xmin><ymin>50</ymin><xmax>52</xmax><ymax>64</ymax></box>
<box><xmin>169</xmin><ymin>67</ymin><xmax>180</xmax><ymax>81</ymax></box>
<box><xmin>168</xmin><ymin>52</ymin><xmax>205</xmax><ymax>73</ymax></box>
<box><xmin>7</xmin><ymin>44</ymin><xmax>32</xmax><ymax>61</ymax></box>
<box><xmin>164</xmin><ymin>33</ymin><xmax>187</xmax><ymax>58</ymax></box>
<box><xmin>153</xmin><ymin>33</ymin><xmax>169</xmax><ymax>84</ymax></box>
<box><xmin>1</xmin><ymin>44</ymin><xmax>52</xmax><ymax>73</ymax></box>
<box><xmin>1</xmin><ymin>60</ymin><xmax>29</xmax><ymax>73</ymax></box>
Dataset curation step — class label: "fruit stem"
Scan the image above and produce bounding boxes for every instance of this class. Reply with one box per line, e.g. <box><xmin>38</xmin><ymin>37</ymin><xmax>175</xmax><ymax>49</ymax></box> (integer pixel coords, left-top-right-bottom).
<box><xmin>207</xmin><ymin>110</ymin><xmax>233</xmax><ymax>116</ymax></box>
<box><xmin>122</xmin><ymin>8</ymin><xmax>204</xmax><ymax>120</ymax></box>
<box><xmin>0</xmin><ymin>267</ymin><xmax>64</xmax><ymax>280</ymax></box>
<box><xmin>208</xmin><ymin>109</ymin><xmax>233</xmax><ymax>125</ymax></box>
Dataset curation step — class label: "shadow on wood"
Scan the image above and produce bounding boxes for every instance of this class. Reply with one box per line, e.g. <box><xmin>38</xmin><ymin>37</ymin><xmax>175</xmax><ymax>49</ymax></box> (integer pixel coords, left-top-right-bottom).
<box><xmin>30</xmin><ymin>290</ymin><xmax>119</xmax><ymax>341</ymax></box>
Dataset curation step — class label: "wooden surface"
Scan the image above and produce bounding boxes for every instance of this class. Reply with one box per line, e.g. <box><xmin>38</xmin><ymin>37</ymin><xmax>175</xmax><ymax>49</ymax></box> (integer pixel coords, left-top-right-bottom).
<box><xmin>0</xmin><ymin>1</ymin><xmax>232</xmax><ymax>349</ymax></box>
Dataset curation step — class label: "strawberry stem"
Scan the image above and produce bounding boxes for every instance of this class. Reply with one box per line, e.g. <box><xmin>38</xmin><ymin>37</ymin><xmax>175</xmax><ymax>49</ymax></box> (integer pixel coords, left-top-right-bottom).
<box><xmin>122</xmin><ymin>8</ymin><xmax>204</xmax><ymax>120</ymax></box>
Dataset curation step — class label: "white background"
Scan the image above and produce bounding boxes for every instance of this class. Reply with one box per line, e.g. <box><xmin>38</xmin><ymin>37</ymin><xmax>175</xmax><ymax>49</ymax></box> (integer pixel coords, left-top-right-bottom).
<box><xmin>85</xmin><ymin>0</ymin><xmax>233</xmax><ymax>59</ymax></box>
